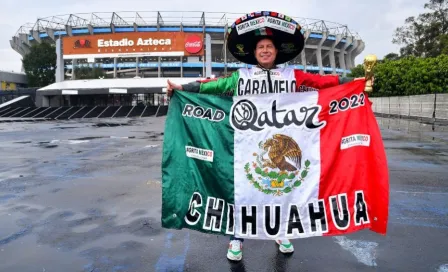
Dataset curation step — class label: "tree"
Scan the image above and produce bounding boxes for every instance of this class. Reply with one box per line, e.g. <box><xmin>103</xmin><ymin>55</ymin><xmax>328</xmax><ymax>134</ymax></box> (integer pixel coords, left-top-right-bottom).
<box><xmin>347</xmin><ymin>64</ymin><xmax>364</xmax><ymax>78</ymax></box>
<box><xmin>383</xmin><ymin>53</ymin><xmax>401</xmax><ymax>61</ymax></box>
<box><xmin>392</xmin><ymin>0</ymin><xmax>448</xmax><ymax>57</ymax></box>
<box><xmin>369</xmin><ymin>54</ymin><xmax>448</xmax><ymax>97</ymax></box>
<box><xmin>22</xmin><ymin>42</ymin><xmax>57</xmax><ymax>87</ymax></box>
<box><xmin>74</xmin><ymin>66</ymin><xmax>106</xmax><ymax>79</ymax></box>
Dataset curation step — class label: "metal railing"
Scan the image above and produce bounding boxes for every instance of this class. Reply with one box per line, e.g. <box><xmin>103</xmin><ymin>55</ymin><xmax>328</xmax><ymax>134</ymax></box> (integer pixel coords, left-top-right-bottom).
<box><xmin>14</xmin><ymin>11</ymin><xmax>361</xmax><ymax>39</ymax></box>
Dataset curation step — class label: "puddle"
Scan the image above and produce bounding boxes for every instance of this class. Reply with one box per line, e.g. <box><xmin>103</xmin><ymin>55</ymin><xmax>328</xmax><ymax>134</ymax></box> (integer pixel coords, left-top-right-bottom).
<box><xmin>144</xmin><ymin>132</ymin><xmax>164</xmax><ymax>139</ymax></box>
<box><xmin>51</xmin><ymin>127</ymin><xmax>80</xmax><ymax>130</ymax></box>
<box><xmin>72</xmin><ymin>224</ymin><xmax>99</xmax><ymax>233</ymax></box>
<box><xmin>0</xmin><ymin>194</ymin><xmax>18</xmax><ymax>204</ymax></box>
<box><xmin>68</xmin><ymin>140</ymin><xmax>90</xmax><ymax>145</ymax></box>
<box><xmin>37</xmin><ymin>144</ymin><xmax>58</xmax><ymax>149</ymax></box>
<box><xmin>71</xmin><ymin>137</ymin><xmax>106</xmax><ymax>141</ymax></box>
<box><xmin>144</xmin><ymin>145</ymin><xmax>159</xmax><ymax>148</ymax></box>
<box><xmin>377</xmin><ymin>117</ymin><xmax>448</xmax><ymax>143</ymax></box>
<box><xmin>70</xmin><ymin>136</ymin><xmax>136</xmax><ymax>141</ymax></box>
<box><xmin>110</xmin><ymin>136</ymin><xmax>136</xmax><ymax>139</ymax></box>
<box><xmin>92</xmin><ymin>123</ymin><xmax>130</xmax><ymax>128</ymax></box>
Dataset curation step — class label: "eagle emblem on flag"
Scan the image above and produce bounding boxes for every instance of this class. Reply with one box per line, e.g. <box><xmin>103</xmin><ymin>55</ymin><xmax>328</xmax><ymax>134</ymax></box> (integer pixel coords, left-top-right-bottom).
<box><xmin>245</xmin><ymin>134</ymin><xmax>311</xmax><ymax>196</ymax></box>
<box><xmin>262</xmin><ymin>134</ymin><xmax>302</xmax><ymax>171</ymax></box>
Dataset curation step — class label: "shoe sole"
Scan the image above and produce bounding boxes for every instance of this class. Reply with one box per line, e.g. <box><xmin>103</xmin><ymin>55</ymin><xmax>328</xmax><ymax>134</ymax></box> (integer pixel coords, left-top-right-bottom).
<box><xmin>276</xmin><ymin>241</ymin><xmax>294</xmax><ymax>254</ymax></box>
<box><xmin>279</xmin><ymin>246</ymin><xmax>294</xmax><ymax>253</ymax></box>
<box><xmin>227</xmin><ymin>252</ymin><xmax>242</xmax><ymax>261</ymax></box>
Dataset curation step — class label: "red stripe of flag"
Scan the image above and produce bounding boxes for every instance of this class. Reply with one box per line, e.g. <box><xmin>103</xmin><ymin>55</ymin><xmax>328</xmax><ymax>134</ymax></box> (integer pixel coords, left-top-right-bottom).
<box><xmin>315</xmin><ymin>80</ymin><xmax>389</xmax><ymax>237</ymax></box>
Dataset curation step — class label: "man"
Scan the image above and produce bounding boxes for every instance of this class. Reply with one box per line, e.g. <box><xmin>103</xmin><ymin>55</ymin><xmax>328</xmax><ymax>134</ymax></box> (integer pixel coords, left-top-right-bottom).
<box><xmin>166</xmin><ymin>11</ymin><xmax>366</xmax><ymax>262</ymax></box>
<box><xmin>167</xmin><ymin>37</ymin><xmax>358</xmax><ymax>96</ymax></box>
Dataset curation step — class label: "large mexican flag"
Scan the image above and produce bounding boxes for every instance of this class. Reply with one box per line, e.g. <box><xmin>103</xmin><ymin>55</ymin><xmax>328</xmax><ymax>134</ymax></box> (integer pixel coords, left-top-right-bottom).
<box><xmin>161</xmin><ymin>80</ymin><xmax>389</xmax><ymax>240</ymax></box>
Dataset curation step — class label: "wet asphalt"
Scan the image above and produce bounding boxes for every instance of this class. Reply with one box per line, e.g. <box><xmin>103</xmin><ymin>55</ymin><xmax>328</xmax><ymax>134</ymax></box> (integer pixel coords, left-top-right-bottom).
<box><xmin>0</xmin><ymin>116</ymin><xmax>447</xmax><ymax>272</ymax></box>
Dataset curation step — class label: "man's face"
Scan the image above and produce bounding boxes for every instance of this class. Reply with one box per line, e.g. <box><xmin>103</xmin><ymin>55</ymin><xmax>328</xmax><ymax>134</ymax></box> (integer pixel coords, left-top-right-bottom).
<box><xmin>254</xmin><ymin>39</ymin><xmax>277</xmax><ymax>68</ymax></box>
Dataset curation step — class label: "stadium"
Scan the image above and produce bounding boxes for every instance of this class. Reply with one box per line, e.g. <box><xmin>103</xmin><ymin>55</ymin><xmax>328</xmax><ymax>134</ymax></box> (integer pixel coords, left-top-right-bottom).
<box><xmin>1</xmin><ymin>11</ymin><xmax>365</xmax><ymax>121</ymax></box>
<box><xmin>10</xmin><ymin>11</ymin><xmax>364</xmax><ymax>78</ymax></box>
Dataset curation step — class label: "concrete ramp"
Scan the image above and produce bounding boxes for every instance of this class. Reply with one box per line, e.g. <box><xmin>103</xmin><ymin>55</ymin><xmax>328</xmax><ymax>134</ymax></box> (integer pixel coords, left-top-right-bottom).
<box><xmin>0</xmin><ymin>95</ymin><xmax>35</xmax><ymax>108</ymax></box>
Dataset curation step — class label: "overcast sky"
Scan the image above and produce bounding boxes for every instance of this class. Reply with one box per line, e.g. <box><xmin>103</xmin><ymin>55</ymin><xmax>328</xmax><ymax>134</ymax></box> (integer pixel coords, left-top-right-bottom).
<box><xmin>0</xmin><ymin>0</ymin><xmax>428</xmax><ymax>73</ymax></box>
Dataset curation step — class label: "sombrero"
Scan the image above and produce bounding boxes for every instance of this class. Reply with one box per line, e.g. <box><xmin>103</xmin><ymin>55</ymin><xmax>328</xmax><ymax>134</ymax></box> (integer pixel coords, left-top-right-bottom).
<box><xmin>226</xmin><ymin>11</ymin><xmax>305</xmax><ymax>65</ymax></box>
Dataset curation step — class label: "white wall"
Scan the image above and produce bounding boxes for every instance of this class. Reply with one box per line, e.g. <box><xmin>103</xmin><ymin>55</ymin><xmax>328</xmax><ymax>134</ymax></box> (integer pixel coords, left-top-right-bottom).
<box><xmin>369</xmin><ymin>93</ymin><xmax>447</xmax><ymax>120</ymax></box>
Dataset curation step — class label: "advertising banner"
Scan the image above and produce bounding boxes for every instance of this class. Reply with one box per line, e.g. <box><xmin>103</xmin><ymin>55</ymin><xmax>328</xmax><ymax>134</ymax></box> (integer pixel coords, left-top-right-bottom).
<box><xmin>62</xmin><ymin>32</ymin><xmax>204</xmax><ymax>59</ymax></box>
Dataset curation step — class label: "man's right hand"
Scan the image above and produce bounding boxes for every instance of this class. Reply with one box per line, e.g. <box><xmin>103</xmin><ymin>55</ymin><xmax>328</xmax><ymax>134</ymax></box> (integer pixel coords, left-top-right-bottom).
<box><xmin>166</xmin><ymin>80</ymin><xmax>183</xmax><ymax>97</ymax></box>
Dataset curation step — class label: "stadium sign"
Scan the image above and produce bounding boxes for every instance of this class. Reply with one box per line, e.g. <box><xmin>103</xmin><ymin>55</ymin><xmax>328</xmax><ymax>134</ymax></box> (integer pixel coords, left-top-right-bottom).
<box><xmin>62</xmin><ymin>32</ymin><xmax>203</xmax><ymax>59</ymax></box>
<box><xmin>98</xmin><ymin>38</ymin><xmax>172</xmax><ymax>47</ymax></box>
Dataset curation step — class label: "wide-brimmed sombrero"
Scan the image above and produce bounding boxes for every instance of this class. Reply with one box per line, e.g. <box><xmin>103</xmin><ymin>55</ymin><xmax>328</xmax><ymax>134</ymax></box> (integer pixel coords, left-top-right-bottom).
<box><xmin>227</xmin><ymin>11</ymin><xmax>305</xmax><ymax>65</ymax></box>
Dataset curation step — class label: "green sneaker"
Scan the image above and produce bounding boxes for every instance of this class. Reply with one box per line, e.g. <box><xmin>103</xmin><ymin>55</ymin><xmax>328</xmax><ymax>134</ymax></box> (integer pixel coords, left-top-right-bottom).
<box><xmin>227</xmin><ymin>240</ymin><xmax>243</xmax><ymax>261</ymax></box>
<box><xmin>276</xmin><ymin>239</ymin><xmax>294</xmax><ymax>253</ymax></box>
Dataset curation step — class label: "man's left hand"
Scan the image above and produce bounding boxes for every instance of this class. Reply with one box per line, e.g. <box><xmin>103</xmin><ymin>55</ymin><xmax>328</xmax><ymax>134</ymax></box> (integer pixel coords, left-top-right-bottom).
<box><xmin>354</xmin><ymin>77</ymin><xmax>374</xmax><ymax>85</ymax></box>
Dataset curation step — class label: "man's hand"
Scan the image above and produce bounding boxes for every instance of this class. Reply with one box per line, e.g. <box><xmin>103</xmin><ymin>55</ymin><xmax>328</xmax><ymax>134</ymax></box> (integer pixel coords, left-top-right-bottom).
<box><xmin>354</xmin><ymin>76</ymin><xmax>375</xmax><ymax>85</ymax></box>
<box><xmin>166</xmin><ymin>80</ymin><xmax>183</xmax><ymax>97</ymax></box>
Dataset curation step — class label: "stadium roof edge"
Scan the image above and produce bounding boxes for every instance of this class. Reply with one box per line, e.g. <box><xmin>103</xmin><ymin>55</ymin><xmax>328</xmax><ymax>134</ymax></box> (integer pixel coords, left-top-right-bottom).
<box><xmin>13</xmin><ymin>11</ymin><xmax>362</xmax><ymax>39</ymax></box>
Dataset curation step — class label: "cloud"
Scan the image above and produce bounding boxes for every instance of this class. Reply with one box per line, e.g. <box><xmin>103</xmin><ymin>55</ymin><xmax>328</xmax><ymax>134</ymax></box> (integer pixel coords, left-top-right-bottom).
<box><xmin>0</xmin><ymin>0</ymin><xmax>429</xmax><ymax>72</ymax></box>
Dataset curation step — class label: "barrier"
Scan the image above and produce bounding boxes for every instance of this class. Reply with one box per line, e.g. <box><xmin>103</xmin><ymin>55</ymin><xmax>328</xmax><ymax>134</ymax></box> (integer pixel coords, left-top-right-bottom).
<box><xmin>398</xmin><ymin>96</ymin><xmax>410</xmax><ymax>116</ymax></box>
<box><xmin>381</xmin><ymin>97</ymin><xmax>390</xmax><ymax>114</ymax></box>
<box><xmin>374</xmin><ymin>97</ymin><xmax>382</xmax><ymax>114</ymax></box>
<box><xmin>369</xmin><ymin>93</ymin><xmax>447</xmax><ymax>121</ymax></box>
<box><xmin>435</xmin><ymin>94</ymin><xmax>448</xmax><ymax>120</ymax></box>
<box><xmin>373</xmin><ymin>97</ymin><xmax>386</xmax><ymax>114</ymax></box>
<box><xmin>389</xmin><ymin>97</ymin><xmax>400</xmax><ymax>115</ymax></box>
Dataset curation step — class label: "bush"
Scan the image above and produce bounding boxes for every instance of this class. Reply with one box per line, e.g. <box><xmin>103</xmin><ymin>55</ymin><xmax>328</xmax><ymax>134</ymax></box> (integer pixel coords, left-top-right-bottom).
<box><xmin>351</xmin><ymin>54</ymin><xmax>448</xmax><ymax>97</ymax></box>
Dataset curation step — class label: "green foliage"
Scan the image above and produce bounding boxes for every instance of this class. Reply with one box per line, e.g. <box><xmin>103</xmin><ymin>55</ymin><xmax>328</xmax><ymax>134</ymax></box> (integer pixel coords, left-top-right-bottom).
<box><xmin>362</xmin><ymin>0</ymin><xmax>448</xmax><ymax>97</ymax></box>
<box><xmin>74</xmin><ymin>66</ymin><xmax>106</xmax><ymax>79</ymax></box>
<box><xmin>383</xmin><ymin>53</ymin><xmax>401</xmax><ymax>61</ymax></box>
<box><xmin>347</xmin><ymin>64</ymin><xmax>365</xmax><ymax>78</ymax></box>
<box><xmin>22</xmin><ymin>42</ymin><xmax>57</xmax><ymax>87</ymax></box>
<box><xmin>370</xmin><ymin>54</ymin><xmax>448</xmax><ymax>97</ymax></box>
<box><xmin>392</xmin><ymin>0</ymin><xmax>448</xmax><ymax>57</ymax></box>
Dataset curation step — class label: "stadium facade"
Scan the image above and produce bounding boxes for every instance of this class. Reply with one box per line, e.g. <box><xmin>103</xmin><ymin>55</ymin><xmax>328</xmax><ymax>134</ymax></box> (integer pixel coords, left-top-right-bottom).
<box><xmin>10</xmin><ymin>11</ymin><xmax>365</xmax><ymax>80</ymax></box>
<box><xmin>1</xmin><ymin>11</ymin><xmax>365</xmax><ymax>121</ymax></box>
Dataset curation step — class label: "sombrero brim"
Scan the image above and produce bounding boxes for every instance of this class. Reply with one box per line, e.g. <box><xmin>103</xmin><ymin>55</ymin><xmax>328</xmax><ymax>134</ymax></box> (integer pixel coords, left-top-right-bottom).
<box><xmin>227</xmin><ymin>11</ymin><xmax>305</xmax><ymax>65</ymax></box>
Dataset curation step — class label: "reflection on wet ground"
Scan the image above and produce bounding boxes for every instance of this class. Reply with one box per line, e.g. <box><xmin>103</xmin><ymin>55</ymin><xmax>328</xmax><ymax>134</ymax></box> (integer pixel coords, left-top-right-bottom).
<box><xmin>0</xmin><ymin>116</ymin><xmax>446</xmax><ymax>272</ymax></box>
<box><xmin>376</xmin><ymin>116</ymin><xmax>448</xmax><ymax>143</ymax></box>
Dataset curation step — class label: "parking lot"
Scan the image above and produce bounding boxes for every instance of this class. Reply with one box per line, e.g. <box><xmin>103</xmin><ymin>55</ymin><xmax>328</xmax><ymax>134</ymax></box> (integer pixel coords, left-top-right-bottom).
<box><xmin>0</xmin><ymin>116</ymin><xmax>447</xmax><ymax>272</ymax></box>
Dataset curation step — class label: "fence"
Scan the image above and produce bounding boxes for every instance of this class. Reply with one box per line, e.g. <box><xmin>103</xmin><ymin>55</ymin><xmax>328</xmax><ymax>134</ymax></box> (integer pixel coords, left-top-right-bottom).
<box><xmin>0</xmin><ymin>88</ymin><xmax>38</xmax><ymax>105</ymax></box>
<box><xmin>369</xmin><ymin>93</ymin><xmax>448</xmax><ymax>121</ymax></box>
